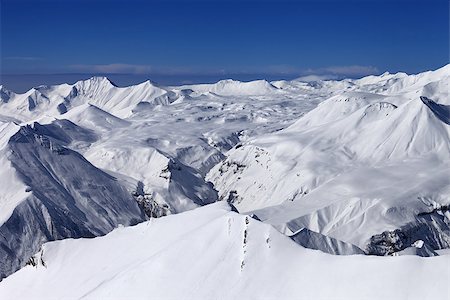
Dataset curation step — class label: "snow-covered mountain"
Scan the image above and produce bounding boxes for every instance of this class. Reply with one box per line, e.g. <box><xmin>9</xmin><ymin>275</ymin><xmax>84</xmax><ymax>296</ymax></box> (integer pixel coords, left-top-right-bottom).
<box><xmin>207</xmin><ymin>65</ymin><xmax>450</xmax><ymax>253</ymax></box>
<box><xmin>0</xmin><ymin>77</ymin><xmax>173</xmax><ymax>119</ymax></box>
<box><xmin>1</xmin><ymin>202</ymin><xmax>449</xmax><ymax>300</ymax></box>
<box><xmin>0</xmin><ymin>65</ymin><xmax>449</xmax><ymax>298</ymax></box>
<box><xmin>0</xmin><ymin>121</ymin><xmax>145</xmax><ymax>279</ymax></box>
<box><xmin>177</xmin><ymin>79</ymin><xmax>279</xmax><ymax>96</ymax></box>
<box><xmin>0</xmin><ymin>75</ymin><xmax>321</xmax><ymax>279</ymax></box>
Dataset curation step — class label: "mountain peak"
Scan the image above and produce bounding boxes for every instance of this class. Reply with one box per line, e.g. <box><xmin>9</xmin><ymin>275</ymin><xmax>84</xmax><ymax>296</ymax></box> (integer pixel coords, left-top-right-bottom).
<box><xmin>136</xmin><ymin>79</ymin><xmax>159</xmax><ymax>88</ymax></box>
<box><xmin>87</xmin><ymin>76</ymin><xmax>117</xmax><ymax>87</ymax></box>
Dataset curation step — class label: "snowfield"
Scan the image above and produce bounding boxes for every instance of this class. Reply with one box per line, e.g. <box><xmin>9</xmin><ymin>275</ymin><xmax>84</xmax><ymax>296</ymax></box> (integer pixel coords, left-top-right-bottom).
<box><xmin>0</xmin><ymin>65</ymin><xmax>449</xmax><ymax>299</ymax></box>
<box><xmin>0</xmin><ymin>203</ymin><xmax>449</xmax><ymax>300</ymax></box>
<box><xmin>208</xmin><ymin>65</ymin><xmax>450</xmax><ymax>253</ymax></box>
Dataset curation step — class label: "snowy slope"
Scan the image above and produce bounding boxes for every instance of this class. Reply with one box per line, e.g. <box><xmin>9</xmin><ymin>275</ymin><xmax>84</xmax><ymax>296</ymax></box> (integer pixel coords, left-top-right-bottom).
<box><xmin>0</xmin><ymin>77</ymin><xmax>173</xmax><ymax>120</ymax></box>
<box><xmin>0</xmin><ymin>122</ymin><xmax>30</xmax><ymax>226</ymax></box>
<box><xmin>0</xmin><ymin>75</ymin><xmax>323</xmax><ymax>280</ymax></box>
<box><xmin>208</xmin><ymin>65</ymin><xmax>450</xmax><ymax>252</ymax></box>
<box><xmin>0</xmin><ymin>122</ymin><xmax>144</xmax><ymax>279</ymax></box>
<box><xmin>0</xmin><ymin>65</ymin><xmax>449</xmax><ymax>288</ymax></box>
<box><xmin>0</xmin><ymin>203</ymin><xmax>448</xmax><ymax>300</ymax></box>
<box><xmin>178</xmin><ymin>79</ymin><xmax>279</xmax><ymax>96</ymax></box>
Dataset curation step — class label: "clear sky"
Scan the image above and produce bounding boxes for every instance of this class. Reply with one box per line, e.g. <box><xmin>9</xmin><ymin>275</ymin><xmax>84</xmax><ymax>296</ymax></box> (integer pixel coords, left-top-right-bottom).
<box><xmin>0</xmin><ymin>0</ymin><xmax>448</xmax><ymax>91</ymax></box>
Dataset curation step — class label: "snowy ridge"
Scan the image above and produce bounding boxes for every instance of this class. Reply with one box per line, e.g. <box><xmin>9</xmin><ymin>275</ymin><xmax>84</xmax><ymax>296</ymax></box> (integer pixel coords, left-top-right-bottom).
<box><xmin>0</xmin><ymin>122</ymin><xmax>30</xmax><ymax>226</ymax></box>
<box><xmin>0</xmin><ymin>203</ymin><xmax>448</xmax><ymax>300</ymax></box>
<box><xmin>0</xmin><ymin>65</ymin><xmax>449</xmax><ymax>296</ymax></box>
<box><xmin>290</xmin><ymin>227</ymin><xmax>365</xmax><ymax>255</ymax></box>
<box><xmin>0</xmin><ymin>73</ymin><xmax>319</xmax><ymax>280</ymax></box>
<box><xmin>178</xmin><ymin>79</ymin><xmax>279</xmax><ymax>96</ymax></box>
<box><xmin>0</xmin><ymin>77</ymin><xmax>172</xmax><ymax>120</ymax></box>
<box><xmin>0</xmin><ymin>122</ymin><xmax>144</xmax><ymax>279</ymax></box>
<box><xmin>208</xmin><ymin>65</ymin><xmax>450</xmax><ymax>251</ymax></box>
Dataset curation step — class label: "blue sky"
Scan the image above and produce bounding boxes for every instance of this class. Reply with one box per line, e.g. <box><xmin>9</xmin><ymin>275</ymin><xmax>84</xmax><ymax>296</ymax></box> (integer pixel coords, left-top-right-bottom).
<box><xmin>0</xmin><ymin>0</ymin><xmax>448</xmax><ymax>91</ymax></box>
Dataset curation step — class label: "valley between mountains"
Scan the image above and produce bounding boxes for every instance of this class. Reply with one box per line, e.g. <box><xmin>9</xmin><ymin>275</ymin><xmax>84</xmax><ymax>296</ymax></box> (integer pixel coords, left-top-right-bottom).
<box><xmin>0</xmin><ymin>65</ymin><xmax>449</xmax><ymax>299</ymax></box>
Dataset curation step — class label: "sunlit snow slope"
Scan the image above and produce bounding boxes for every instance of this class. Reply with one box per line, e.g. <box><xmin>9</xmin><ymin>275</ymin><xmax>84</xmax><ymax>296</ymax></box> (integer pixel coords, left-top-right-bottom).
<box><xmin>0</xmin><ymin>75</ymin><xmax>322</xmax><ymax>279</ymax></box>
<box><xmin>208</xmin><ymin>65</ymin><xmax>450</xmax><ymax>254</ymax></box>
<box><xmin>1</xmin><ymin>203</ymin><xmax>448</xmax><ymax>300</ymax></box>
<box><xmin>0</xmin><ymin>65</ymin><xmax>449</xmax><ymax>290</ymax></box>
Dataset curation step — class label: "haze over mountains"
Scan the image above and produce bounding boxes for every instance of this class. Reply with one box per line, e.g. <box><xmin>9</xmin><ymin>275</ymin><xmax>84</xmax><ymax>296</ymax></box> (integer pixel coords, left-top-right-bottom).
<box><xmin>0</xmin><ymin>65</ymin><xmax>449</xmax><ymax>299</ymax></box>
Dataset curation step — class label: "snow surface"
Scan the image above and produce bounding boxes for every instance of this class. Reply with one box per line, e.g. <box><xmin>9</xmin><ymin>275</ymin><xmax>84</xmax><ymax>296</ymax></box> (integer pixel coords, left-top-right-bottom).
<box><xmin>1</xmin><ymin>203</ymin><xmax>449</xmax><ymax>300</ymax></box>
<box><xmin>0</xmin><ymin>76</ymin><xmax>324</xmax><ymax>279</ymax></box>
<box><xmin>0</xmin><ymin>66</ymin><xmax>449</xmax><ymax>297</ymax></box>
<box><xmin>208</xmin><ymin>65</ymin><xmax>450</xmax><ymax>251</ymax></box>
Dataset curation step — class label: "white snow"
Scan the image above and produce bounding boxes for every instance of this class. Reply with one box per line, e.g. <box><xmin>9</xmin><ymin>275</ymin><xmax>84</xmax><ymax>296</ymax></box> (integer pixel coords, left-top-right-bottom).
<box><xmin>207</xmin><ymin>65</ymin><xmax>450</xmax><ymax>249</ymax></box>
<box><xmin>0</xmin><ymin>65</ymin><xmax>449</xmax><ymax>297</ymax></box>
<box><xmin>177</xmin><ymin>79</ymin><xmax>279</xmax><ymax>96</ymax></box>
<box><xmin>0</xmin><ymin>122</ymin><xmax>30</xmax><ymax>226</ymax></box>
<box><xmin>1</xmin><ymin>203</ymin><xmax>448</xmax><ymax>300</ymax></box>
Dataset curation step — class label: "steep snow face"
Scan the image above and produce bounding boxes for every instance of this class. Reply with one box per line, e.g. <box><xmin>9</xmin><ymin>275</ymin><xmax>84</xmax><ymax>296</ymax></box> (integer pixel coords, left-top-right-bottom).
<box><xmin>208</xmin><ymin>65</ymin><xmax>450</xmax><ymax>251</ymax></box>
<box><xmin>0</xmin><ymin>77</ymin><xmax>173</xmax><ymax>120</ymax></box>
<box><xmin>288</xmin><ymin>96</ymin><xmax>450</xmax><ymax>162</ymax></box>
<box><xmin>69</xmin><ymin>78</ymin><xmax>170</xmax><ymax>117</ymax></box>
<box><xmin>0</xmin><ymin>122</ymin><xmax>30</xmax><ymax>226</ymax></box>
<box><xmin>0</xmin><ymin>123</ymin><xmax>144</xmax><ymax>279</ymax></box>
<box><xmin>0</xmin><ymin>203</ymin><xmax>448</xmax><ymax>300</ymax></box>
<box><xmin>290</xmin><ymin>228</ymin><xmax>365</xmax><ymax>255</ymax></box>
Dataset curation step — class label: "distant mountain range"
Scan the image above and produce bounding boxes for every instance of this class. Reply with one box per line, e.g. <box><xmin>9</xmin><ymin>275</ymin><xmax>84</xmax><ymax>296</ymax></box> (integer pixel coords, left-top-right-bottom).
<box><xmin>0</xmin><ymin>65</ymin><xmax>449</xmax><ymax>299</ymax></box>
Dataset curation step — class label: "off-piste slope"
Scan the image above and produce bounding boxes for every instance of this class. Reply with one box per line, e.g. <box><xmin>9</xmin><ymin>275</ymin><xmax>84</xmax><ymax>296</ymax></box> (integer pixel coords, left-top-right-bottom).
<box><xmin>0</xmin><ymin>121</ymin><xmax>145</xmax><ymax>279</ymax></box>
<box><xmin>0</xmin><ymin>76</ymin><xmax>320</xmax><ymax>280</ymax></box>
<box><xmin>0</xmin><ymin>203</ymin><xmax>448</xmax><ymax>300</ymax></box>
<box><xmin>0</xmin><ymin>65</ymin><xmax>449</xmax><ymax>285</ymax></box>
<box><xmin>207</xmin><ymin>65</ymin><xmax>450</xmax><ymax>253</ymax></box>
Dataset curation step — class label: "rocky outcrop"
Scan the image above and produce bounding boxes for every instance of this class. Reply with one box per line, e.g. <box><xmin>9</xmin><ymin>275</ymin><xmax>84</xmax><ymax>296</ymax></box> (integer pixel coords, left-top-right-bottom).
<box><xmin>367</xmin><ymin>212</ymin><xmax>450</xmax><ymax>256</ymax></box>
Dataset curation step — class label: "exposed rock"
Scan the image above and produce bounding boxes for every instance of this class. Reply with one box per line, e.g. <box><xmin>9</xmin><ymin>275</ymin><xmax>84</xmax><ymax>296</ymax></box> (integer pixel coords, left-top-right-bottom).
<box><xmin>367</xmin><ymin>212</ymin><xmax>450</xmax><ymax>256</ymax></box>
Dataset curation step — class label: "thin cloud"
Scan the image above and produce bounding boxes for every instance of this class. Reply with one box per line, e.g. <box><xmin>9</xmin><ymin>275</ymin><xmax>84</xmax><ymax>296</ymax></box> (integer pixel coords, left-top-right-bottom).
<box><xmin>70</xmin><ymin>64</ymin><xmax>153</xmax><ymax>74</ymax></box>
<box><xmin>67</xmin><ymin>63</ymin><xmax>379</xmax><ymax>79</ymax></box>
<box><xmin>69</xmin><ymin>64</ymin><xmax>206</xmax><ymax>75</ymax></box>
<box><xmin>304</xmin><ymin>65</ymin><xmax>379</xmax><ymax>77</ymax></box>
<box><xmin>4</xmin><ymin>56</ymin><xmax>43</xmax><ymax>61</ymax></box>
<box><xmin>69</xmin><ymin>64</ymin><xmax>238</xmax><ymax>76</ymax></box>
<box><xmin>323</xmin><ymin>65</ymin><xmax>379</xmax><ymax>76</ymax></box>
<box><xmin>296</xmin><ymin>74</ymin><xmax>339</xmax><ymax>82</ymax></box>
<box><xmin>217</xmin><ymin>65</ymin><xmax>379</xmax><ymax>77</ymax></box>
